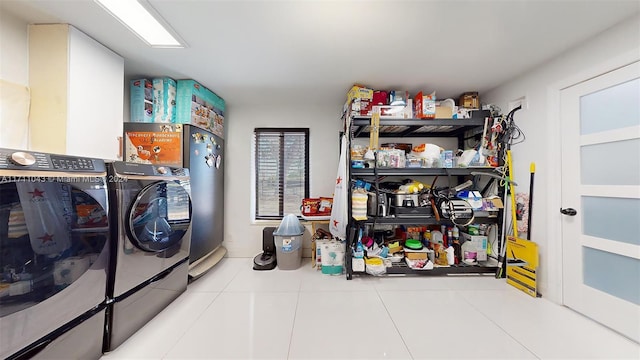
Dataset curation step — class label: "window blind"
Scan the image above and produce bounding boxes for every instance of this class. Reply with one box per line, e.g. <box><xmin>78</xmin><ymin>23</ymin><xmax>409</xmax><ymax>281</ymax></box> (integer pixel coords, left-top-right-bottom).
<box><xmin>254</xmin><ymin>128</ymin><xmax>309</xmax><ymax>220</ymax></box>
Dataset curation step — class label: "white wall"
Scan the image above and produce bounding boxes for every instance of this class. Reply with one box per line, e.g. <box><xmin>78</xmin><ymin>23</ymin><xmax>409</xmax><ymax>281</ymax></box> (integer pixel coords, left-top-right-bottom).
<box><xmin>0</xmin><ymin>10</ymin><xmax>28</xmax><ymax>85</ymax></box>
<box><xmin>483</xmin><ymin>15</ymin><xmax>640</xmax><ymax>303</ymax></box>
<box><xmin>224</xmin><ymin>102</ymin><xmax>342</xmax><ymax>258</ymax></box>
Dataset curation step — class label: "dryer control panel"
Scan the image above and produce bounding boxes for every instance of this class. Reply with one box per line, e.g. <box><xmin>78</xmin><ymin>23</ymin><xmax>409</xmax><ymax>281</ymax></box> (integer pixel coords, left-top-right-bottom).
<box><xmin>0</xmin><ymin>148</ymin><xmax>106</xmax><ymax>172</ymax></box>
<box><xmin>112</xmin><ymin>161</ymin><xmax>189</xmax><ymax>178</ymax></box>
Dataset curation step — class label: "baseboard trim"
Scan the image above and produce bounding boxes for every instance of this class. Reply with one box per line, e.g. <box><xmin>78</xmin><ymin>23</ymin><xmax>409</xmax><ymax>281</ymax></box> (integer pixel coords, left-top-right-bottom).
<box><xmin>188</xmin><ymin>246</ymin><xmax>227</xmax><ymax>280</ymax></box>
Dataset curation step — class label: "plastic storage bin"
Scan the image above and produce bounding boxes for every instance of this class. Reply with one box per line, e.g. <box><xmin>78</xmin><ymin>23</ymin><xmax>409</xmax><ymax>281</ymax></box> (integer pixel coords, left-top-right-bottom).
<box><xmin>273</xmin><ymin>214</ymin><xmax>304</xmax><ymax>270</ymax></box>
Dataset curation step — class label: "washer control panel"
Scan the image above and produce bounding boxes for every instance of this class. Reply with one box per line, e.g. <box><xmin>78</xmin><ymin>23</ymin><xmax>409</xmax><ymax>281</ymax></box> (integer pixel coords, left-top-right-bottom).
<box><xmin>0</xmin><ymin>148</ymin><xmax>105</xmax><ymax>172</ymax></box>
<box><xmin>50</xmin><ymin>155</ymin><xmax>95</xmax><ymax>170</ymax></box>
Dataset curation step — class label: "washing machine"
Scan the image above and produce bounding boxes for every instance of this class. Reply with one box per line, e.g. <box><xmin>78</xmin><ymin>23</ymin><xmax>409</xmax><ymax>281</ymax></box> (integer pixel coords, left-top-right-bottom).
<box><xmin>103</xmin><ymin>161</ymin><xmax>192</xmax><ymax>352</ymax></box>
<box><xmin>0</xmin><ymin>148</ymin><xmax>110</xmax><ymax>359</ymax></box>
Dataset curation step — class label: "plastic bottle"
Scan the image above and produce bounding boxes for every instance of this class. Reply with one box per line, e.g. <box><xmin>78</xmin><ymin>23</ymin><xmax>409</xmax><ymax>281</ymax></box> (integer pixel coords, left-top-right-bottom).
<box><xmin>431</xmin><ymin>230</ymin><xmax>443</xmax><ymax>245</ymax></box>
<box><xmin>452</xmin><ymin>241</ymin><xmax>462</xmax><ymax>264</ymax></box>
<box><xmin>446</xmin><ymin>246</ymin><xmax>455</xmax><ymax>265</ymax></box>
<box><xmin>451</xmin><ymin>226</ymin><xmax>461</xmax><ymax>263</ymax></box>
<box><xmin>436</xmin><ymin>246</ymin><xmax>449</xmax><ymax>266</ymax></box>
<box><xmin>424</xmin><ymin>229</ymin><xmax>432</xmax><ymax>247</ymax></box>
<box><xmin>354</xmin><ymin>239</ymin><xmax>364</xmax><ymax>259</ymax></box>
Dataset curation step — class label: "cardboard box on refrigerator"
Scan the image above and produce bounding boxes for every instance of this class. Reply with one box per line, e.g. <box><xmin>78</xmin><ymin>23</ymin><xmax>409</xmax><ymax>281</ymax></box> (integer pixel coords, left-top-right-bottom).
<box><xmin>152</xmin><ymin>77</ymin><xmax>177</xmax><ymax>123</ymax></box>
<box><xmin>123</xmin><ymin>123</ymin><xmax>184</xmax><ymax>166</ymax></box>
<box><xmin>130</xmin><ymin>79</ymin><xmax>153</xmax><ymax>123</ymax></box>
<box><xmin>176</xmin><ymin>79</ymin><xmax>226</xmax><ymax>138</ymax></box>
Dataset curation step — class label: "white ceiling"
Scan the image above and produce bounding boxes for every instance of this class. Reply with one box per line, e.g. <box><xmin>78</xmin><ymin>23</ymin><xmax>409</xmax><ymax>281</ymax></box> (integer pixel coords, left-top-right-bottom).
<box><xmin>3</xmin><ymin>0</ymin><xmax>639</xmax><ymax>108</ymax></box>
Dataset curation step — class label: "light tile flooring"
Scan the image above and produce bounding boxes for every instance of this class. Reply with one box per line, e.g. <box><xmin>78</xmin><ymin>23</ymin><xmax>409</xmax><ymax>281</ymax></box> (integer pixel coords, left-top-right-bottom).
<box><xmin>101</xmin><ymin>257</ymin><xmax>640</xmax><ymax>360</ymax></box>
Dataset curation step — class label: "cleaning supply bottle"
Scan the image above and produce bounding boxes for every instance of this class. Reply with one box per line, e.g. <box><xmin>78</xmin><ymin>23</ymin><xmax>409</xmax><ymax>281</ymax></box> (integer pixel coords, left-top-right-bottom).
<box><xmin>354</xmin><ymin>227</ymin><xmax>364</xmax><ymax>259</ymax></box>
<box><xmin>452</xmin><ymin>225</ymin><xmax>461</xmax><ymax>263</ymax></box>
<box><xmin>446</xmin><ymin>246</ymin><xmax>455</xmax><ymax>265</ymax></box>
<box><xmin>424</xmin><ymin>229</ymin><xmax>432</xmax><ymax>248</ymax></box>
<box><xmin>354</xmin><ymin>239</ymin><xmax>364</xmax><ymax>259</ymax></box>
<box><xmin>431</xmin><ymin>230</ymin><xmax>443</xmax><ymax>246</ymax></box>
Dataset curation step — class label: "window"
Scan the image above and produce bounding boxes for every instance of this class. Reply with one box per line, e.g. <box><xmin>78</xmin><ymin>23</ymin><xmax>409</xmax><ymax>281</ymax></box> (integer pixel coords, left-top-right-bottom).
<box><xmin>254</xmin><ymin>128</ymin><xmax>309</xmax><ymax>220</ymax></box>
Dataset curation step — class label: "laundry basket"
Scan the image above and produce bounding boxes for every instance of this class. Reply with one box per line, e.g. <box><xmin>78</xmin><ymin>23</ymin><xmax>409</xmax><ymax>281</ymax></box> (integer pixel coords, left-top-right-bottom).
<box><xmin>273</xmin><ymin>214</ymin><xmax>305</xmax><ymax>270</ymax></box>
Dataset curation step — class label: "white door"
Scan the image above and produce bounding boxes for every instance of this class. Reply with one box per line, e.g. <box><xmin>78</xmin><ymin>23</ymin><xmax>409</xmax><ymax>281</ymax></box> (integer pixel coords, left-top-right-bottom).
<box><xmin>561</xmin><ymin>61</ymin><xmax>640</xmax><ymax>343</ymax></box>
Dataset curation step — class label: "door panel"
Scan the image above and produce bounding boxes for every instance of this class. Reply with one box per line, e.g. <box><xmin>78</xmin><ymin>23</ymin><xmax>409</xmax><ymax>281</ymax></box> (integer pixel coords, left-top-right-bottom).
<box><xmin>583</xmin><ymin>247</ymin><xmax>640</xmax><ymax>305</ymax></box>
<box><xmin>561</xmin><ymin>61</ymin><xmax>640</xmax><ymax>343</ymax></box>
<box><xmin>580</xmin><ymin>138</ymin><xmax>640</xmax><ymax>185</ymax></box>
<box><xmin>580</xmin><ymin>78</ymin><xmax>639</xmax><ymax>134</ymax></box>
<box><xmin>127</xmin><ymin>181</ymin><xmax>191</xmax><ymax>253</ymax></box>
<box><xmin>582</xmin><ymin>196</ymin><xmax>640</xmax><ymax>245</ymax></box>
<box><xmin>0</xmin><ymin>178</ymin><xmax>109</xmax><ymax>358</ymax></box>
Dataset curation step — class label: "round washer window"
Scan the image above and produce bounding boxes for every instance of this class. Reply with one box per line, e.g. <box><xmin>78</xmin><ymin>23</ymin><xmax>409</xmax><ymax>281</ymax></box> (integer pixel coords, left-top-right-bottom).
<box><xmin>127</xmin><ymin>181</ymin><xmax>191</xmax><ymax>252</ymax></box>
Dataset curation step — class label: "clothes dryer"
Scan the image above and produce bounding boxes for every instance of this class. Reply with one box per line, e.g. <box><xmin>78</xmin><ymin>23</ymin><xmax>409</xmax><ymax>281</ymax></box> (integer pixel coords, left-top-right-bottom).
<box><xmin>103</xmin><ymin>161</ymin><xmax>192</xmax><ymax>352</ymax></box>
<box><xmin>0</xmin><ymin>148</ymin><xmax>110</xmax><ymax>360</ymax></box>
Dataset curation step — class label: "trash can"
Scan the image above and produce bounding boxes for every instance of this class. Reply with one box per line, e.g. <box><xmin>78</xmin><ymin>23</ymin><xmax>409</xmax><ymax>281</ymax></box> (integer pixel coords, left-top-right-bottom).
<box><xmin>273</xmin><ymin>214</ymin><xmax>305</xmax><ymax>270</ymax></box>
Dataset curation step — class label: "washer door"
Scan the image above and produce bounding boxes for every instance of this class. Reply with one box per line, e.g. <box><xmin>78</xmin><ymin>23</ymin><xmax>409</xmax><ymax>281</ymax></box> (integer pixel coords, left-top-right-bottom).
<box><xmin>0</xmin><ymin>178</ymin><xmax>109</xmax><ymax>359</ymax></box>
<box><xmin>127</xmin><ymin>181</ymin><xmax>191</xmax><ymax>252</ymax></box>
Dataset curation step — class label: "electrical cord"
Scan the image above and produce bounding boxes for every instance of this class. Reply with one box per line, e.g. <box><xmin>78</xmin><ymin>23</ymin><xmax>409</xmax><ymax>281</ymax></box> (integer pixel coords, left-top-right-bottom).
<box><xmin>492</xmin><ymin>106</ymin><xmax>525</xmax><ymax>188</ymax></box>
<box><xmin>503</xmin><ymin>109</ymin><xmax>526</xmax><ymax>146</ymax></box>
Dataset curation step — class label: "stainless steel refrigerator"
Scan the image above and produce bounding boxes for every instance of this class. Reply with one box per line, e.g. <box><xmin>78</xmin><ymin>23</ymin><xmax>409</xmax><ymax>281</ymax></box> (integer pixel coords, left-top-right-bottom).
<box><xmin>123</xmin><ymin>123</ymin><xmax>225</xmax><ymax>278</ymax></box>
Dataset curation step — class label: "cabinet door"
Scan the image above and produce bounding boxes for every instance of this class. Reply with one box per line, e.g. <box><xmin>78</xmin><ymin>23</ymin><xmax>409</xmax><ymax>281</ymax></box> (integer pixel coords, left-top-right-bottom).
<box><xmin>29</xmin><ymin>24</ymin><xmax>124</xmax><ymax>160</ymax></box>
<box><xmin>67</xmin><ymin>26</ymin><xmax>124</xmax><ymax>160</ymax></box>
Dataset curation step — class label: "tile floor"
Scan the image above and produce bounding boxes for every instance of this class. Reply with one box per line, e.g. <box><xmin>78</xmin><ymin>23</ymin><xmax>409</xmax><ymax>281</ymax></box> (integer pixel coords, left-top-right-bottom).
<box><xmin>101</xmin><ymin>257</ymin><xmax>640</xmax><ymax>360</ymax></box>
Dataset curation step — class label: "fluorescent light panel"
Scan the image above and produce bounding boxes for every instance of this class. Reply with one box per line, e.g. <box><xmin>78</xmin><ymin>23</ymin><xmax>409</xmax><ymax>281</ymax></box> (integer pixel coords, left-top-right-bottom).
<box><xmin>95</xmin><ymin>0</ymin><xmax>182</xmax><ymax>47</ymax></box>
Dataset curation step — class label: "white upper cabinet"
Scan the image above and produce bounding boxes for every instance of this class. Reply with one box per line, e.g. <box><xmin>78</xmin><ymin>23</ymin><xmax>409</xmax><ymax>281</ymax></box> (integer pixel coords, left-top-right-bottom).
<box><xmin>29</xmin><ymin>24</ymin><xmax>124</xmax><ymax>160</ymax></box>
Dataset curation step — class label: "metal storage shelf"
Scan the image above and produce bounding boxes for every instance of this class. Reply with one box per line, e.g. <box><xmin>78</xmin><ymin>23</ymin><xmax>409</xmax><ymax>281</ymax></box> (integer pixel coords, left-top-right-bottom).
<box><xmin>351</xmin><ymin>117</ymin><xmax>486</xmax><ymax>138</ymax></box>
<box><xmin>354</xmin><ymin>214</ymin><xmax>499</xmax><ymax>226</ymax></box>
<box><xmin>384</xmin><ymin>262</ymin><xmax>499</xmax><ymax>276</ymax></box>
<box><xmin>344</xmin><ymin>108</ymin><xmax>506</xmax><ymax>280</ymax></box>
<box><xmin>351</xmin><ymin>167</ymin><xmax>496</xmax><ymax>177</ymax></box>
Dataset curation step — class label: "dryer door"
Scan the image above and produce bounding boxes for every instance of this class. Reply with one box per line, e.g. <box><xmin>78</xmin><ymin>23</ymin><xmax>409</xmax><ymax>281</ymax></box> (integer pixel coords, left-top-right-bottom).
<box><xmin>127</xmin><ymin>181</ymin><xmax>191</xmax><ymax>252</ymax></box>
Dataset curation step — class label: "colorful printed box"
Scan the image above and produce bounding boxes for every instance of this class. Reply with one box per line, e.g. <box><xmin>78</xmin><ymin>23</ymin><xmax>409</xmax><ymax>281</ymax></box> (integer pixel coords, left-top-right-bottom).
<box><xmin>130</xmin><ymin>79</ymin><xmax>153</xmax><ymax>122</ymax></box>
<box><xmin>414</xmin><ymin>91</ymin><xmax>436</xmax><ymax>119</ymax></box>
<box><xmin>152</xmin><ymin>77</ymin><xmax>177</xmax><ymax>123</ymax></box>
<box><xmin>175</xmin><ymin>80</ymin><xmax>226</xmax><ymax>139</ymax></box>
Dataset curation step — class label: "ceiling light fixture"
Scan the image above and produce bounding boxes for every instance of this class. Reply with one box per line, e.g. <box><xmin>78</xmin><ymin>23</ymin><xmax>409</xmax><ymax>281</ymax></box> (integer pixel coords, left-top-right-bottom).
<box><xmin>94</xmin><ymin>0</ymin><xmax>184</xmax><ymax>48</ymax></box>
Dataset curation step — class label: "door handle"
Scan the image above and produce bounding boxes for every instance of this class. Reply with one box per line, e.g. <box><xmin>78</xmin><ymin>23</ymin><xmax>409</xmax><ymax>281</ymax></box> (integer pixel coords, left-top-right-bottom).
<box><xmin>560</xmin><ymin>208</ymin><xmax>577</xmax><ymax>216</ymax></box>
